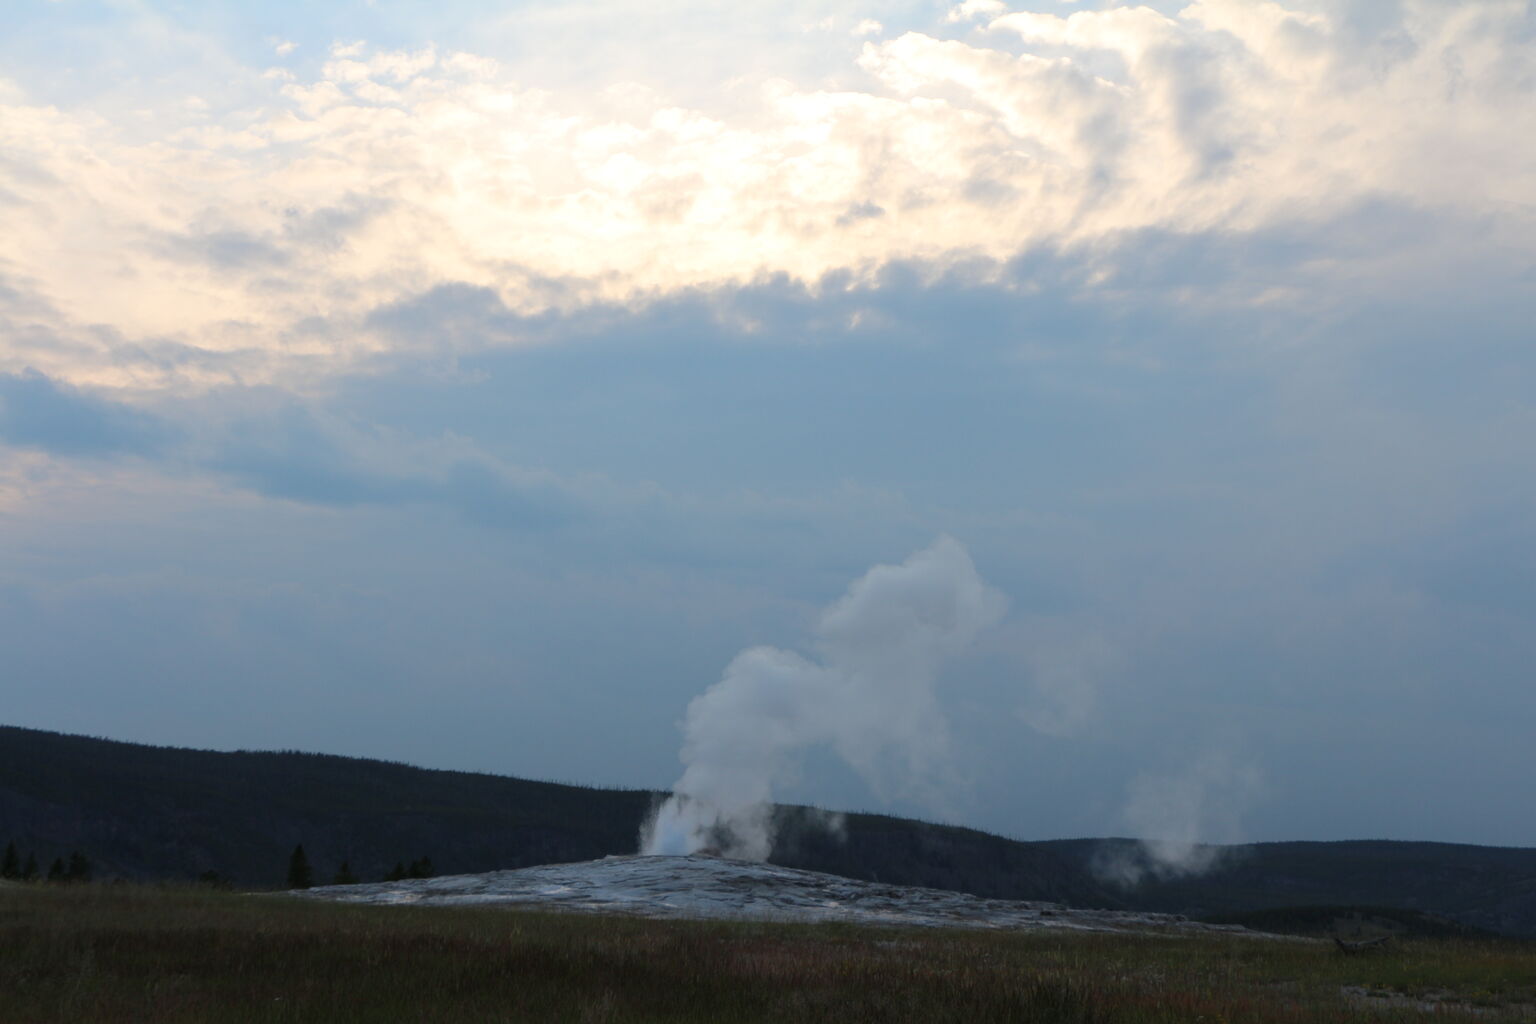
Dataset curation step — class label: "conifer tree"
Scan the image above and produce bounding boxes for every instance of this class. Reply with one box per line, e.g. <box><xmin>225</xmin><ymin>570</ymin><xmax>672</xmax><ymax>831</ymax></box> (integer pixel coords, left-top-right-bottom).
<box><xmin>1</xmin><ymin>842</ymin><xmax>17</xmax><ymax>879</ymax></box>
<box><xmin>21</xmin><ymin>853</ymin><xmax>38</xmax><ymax>881</ymax></box>
<box><xmin>332</xmin><ymin>861</ymin><xmax>358</xmax><ymax>885</ymax></box>
<box><xmin>385</xmin><ymin>861</ymin><xmax>406</xmax><ymax>882</ymax></box>
<box><xmin>287</xmin><ymin>844</ymin><xmax>313</xmax><ymax>889</ymax></box>
<box><xmin>46</xmin><ymin>858</ymin><xmax>65</xmax><ymax>882</ymax></box>
<box><xmin>407</xmin><ymin>856</ymin><xmax>435</xmax><ymax>879</ymax></box>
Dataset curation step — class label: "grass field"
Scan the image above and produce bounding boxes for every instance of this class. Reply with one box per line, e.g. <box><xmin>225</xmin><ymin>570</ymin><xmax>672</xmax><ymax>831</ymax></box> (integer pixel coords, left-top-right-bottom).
<box><xmin>3</xmin><ymin>883</ymin><xmax>1535</xmax><ymax>1022</ymax></box>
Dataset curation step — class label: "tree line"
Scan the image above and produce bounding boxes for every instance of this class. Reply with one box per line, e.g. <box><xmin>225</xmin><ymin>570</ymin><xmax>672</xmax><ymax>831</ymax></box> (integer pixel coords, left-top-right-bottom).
<box><xmin>4</xmin><ymin>839</ymin><xmax>436</xmax><ymax>890</ymax></box>
<box><xmin>284</xmin><ymin>844</ymin><xmax>436</xmax><ymax>889</ymax></box>
<box><xmin>2</xmin><ymin>841</ymin><xmax>92</xmax><ymax>884</ymax></box>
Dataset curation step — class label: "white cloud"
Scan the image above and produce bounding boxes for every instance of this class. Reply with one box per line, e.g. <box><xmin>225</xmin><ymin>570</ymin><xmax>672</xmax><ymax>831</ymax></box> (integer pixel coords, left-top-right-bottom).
<box><xmin>0</xmin><ymin>3</ymin><xmax>1531</xmax><ymax>391</ymax></box>
<box><xmin>947</xmin><ymin>0</ymin><xmax>1005</xmax><ymax>23</ymax></box>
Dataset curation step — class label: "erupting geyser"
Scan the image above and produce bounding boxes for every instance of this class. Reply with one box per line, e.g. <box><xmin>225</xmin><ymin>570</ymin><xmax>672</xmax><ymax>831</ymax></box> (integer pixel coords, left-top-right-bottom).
<box><xmin>640</xmin><ymin>536</ymin><xmax>1006</xmax><ymax>860</ymax></box>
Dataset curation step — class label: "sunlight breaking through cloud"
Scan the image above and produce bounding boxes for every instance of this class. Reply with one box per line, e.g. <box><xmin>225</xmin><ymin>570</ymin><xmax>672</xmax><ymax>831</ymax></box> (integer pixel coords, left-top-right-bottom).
<box><xmin>0</xmin><ymin>2</ymin><xmax>1531</xmax><ymax>389</ymax></box>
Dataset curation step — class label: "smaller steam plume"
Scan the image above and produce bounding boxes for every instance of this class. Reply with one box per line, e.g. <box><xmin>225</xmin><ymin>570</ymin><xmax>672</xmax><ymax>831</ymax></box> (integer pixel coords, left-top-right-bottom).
<box><xmin>641</xmin><ymin>536</ymin><xmax>1006</xmax><ymax>860</ymax></box>
<box><xmin>1093</xmin><ymin>750</ymin><xmax>1260</xmax><ymax>886</ymax></box>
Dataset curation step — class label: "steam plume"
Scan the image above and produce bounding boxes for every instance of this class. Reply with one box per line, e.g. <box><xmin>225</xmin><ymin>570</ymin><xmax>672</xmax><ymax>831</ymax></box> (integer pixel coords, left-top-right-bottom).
<box><xmin>641</xmin><ymin>536</ymin><xmax>1006</xmax><ymax>860</ymax></box>
<box><xmin>1094</xmin><ymin>751</ymin><xmax>1260</xmax><ymax>886</ymax></box>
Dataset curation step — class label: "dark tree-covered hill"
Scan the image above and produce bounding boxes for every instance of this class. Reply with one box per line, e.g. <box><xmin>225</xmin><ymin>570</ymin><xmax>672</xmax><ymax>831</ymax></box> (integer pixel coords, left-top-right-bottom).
<box><xmin>4</xmin><ymin>725</ymin><xmax>1535</xmax><ymax>935</ymax></box>
<box><xmin>0</xmin><ymin>724</ymin><xmax>1109</xmax><ymax>907</ymax></box>
<box><xmin>0</xmin><ymin>724</ymin><xmax>652</xmax><ymax>886</ymax></box>
<box><xmin>1043</xmin><ymin>838</ymin><xmax>1536</xmax><ymax>937</ymax></box>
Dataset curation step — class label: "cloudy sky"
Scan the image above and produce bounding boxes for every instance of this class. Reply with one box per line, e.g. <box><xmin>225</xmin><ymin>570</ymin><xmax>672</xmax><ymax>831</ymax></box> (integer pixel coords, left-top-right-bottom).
<box><xmin>3</xmin><ymin>0</ymin><xmax>1534</xmax><ymax>849</ymax></box>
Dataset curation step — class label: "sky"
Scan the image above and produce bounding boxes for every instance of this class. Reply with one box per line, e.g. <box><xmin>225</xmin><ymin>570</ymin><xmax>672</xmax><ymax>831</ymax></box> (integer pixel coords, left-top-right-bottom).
<box><xmin>2</xmin><ymin>0</ymin><xmax>1534</xmax><ymax>851</ymax></box>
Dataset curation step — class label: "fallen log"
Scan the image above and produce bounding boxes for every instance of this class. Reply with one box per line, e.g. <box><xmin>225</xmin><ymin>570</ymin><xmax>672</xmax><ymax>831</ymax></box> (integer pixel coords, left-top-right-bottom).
<box><xmin>1334</xmin><ymin>934</ymin><xmax>1392</xmax><ymax>954</ymax></box>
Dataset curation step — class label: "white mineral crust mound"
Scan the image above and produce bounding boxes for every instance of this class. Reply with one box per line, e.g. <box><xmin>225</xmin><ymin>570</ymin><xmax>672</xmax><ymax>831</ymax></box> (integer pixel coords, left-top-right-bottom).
<box><xmin>296</xmin><ymin>854</ymin><xmax>1250</xmax><ymax>935</ymax></box>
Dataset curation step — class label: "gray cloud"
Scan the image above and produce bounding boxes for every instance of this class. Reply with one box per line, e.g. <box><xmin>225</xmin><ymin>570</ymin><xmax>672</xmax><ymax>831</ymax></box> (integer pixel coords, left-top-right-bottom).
<box><xmin>0</xmin><ymin>369</ymin><xmax>576</xmax><ymax>531</ymax></box>
<box><xmin>166</xmin><ymin>228</ymin><xmax>290</xmax><ymax>271</ymax></box>
<box><xmin>197</xmin><ymin>397</ymin><xmax>578</xmax><ymax>529</ymax></box>
<box><xmin>366</xmin><ymin>283</ymin><xmax>531</xmax><ymax>351</ymax></box>
<box><xmin>159</xmin><ymin>197</ymin><xmax>389</xmax><ymax>273</ymax></box>
<box><xmin>0</xmin><ymin>369</ymin><xmax>172</xmax><ymax>457</ymax></box>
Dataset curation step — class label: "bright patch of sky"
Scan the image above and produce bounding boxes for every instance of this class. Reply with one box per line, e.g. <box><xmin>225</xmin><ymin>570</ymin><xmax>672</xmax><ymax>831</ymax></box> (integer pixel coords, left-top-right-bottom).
<box><xmin>2</xmin><ymin>0</ymin><xmax>1534</xmax><ymax>848</ymax></box>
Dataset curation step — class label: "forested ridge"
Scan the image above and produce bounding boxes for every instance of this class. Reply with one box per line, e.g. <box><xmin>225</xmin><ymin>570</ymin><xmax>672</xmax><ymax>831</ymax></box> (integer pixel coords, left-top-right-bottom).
<box><xmin>4</xmin><ymin>724</ymin><xmax>1535</xmax><ymax>936</ymax></box>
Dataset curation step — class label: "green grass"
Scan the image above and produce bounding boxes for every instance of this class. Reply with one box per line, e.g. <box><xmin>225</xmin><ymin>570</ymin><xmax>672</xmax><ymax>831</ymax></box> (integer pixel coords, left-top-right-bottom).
<box><xmin>3</xmin><ymin>883</ymin><xmax>1535</xmax><ymax>1022</ymax></box>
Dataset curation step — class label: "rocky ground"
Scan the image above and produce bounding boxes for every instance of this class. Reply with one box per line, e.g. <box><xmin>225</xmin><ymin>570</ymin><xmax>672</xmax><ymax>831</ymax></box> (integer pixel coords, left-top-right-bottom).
<box><xmin>295</xmin><ymin>854</ymin><xmax>1258</xmax><ymax>936</ymax></box>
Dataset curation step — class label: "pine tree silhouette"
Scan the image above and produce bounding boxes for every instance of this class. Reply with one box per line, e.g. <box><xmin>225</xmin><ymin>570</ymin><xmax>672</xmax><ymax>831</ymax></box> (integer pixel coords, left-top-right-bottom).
<box><xmin>1</xmin><ymin>842</ymin><xmax>18</xmax><ymax>879</ymax></box>
<box><xmin>46</xmin><ymin>858</ymin><xmax>66</xmax><ymax>883</ymax></box>
<box><xmin>332</xmin><ymin>861</ymin><xmax>359</xmax><ymax>885</ymax></box>
<box><xmin>287</xmin><ymin>844</ymin><xmax>313</xmax><ymax>889</ymax></box>
<box><xmin>21</xmin><ymin>853</ymin><xmax>38</xmax><ymax>881</ymax></box>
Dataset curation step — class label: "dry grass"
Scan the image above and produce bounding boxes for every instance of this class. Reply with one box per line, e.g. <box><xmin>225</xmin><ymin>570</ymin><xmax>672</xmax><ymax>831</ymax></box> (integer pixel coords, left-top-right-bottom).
<box><xmin>3</xmin><ymin>882</ymin><xmax>1534</xmax><ymax>1022</ymax></box>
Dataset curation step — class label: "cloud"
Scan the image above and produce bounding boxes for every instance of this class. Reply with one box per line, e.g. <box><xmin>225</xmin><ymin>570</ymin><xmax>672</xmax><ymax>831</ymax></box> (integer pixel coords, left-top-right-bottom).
<box><xmin>947</xmin><ymin>0</ymin><xmax>1005</xmax><ymax>23</ymax></box>
<box><xmin>364</xmin><ymin>282</ymin><xmax>537</xmax><ymax>352</ymax></box>
<box><xmin>0</xmin><ymin>369</ymin><xmax>171</xmax><ymax>457</ymax></box>
<box><xmin>0</xmin><ymin>367</ymin><xmax>577</xmax><ymax>529</ymax></box>
<box><xmin>0</xmin><ymin>2</ymin><xmax>1528</xmax><ymax>390</ymax></box>
<box><xmin>188</xmin><ymin>395</ymin><xmax>578</xmax><ymax>528</ymax></box>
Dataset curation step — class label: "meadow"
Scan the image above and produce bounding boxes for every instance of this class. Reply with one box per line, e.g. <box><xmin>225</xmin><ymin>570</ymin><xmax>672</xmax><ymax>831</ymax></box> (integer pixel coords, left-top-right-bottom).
<box><xmin>3</xmin><ymin>882</ymin><xmax>1534</xmax><ymax>1022</ymax></box>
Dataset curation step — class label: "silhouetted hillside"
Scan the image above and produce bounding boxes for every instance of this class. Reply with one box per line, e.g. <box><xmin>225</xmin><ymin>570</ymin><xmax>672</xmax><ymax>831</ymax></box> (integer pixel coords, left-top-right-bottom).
<box><xmin>0</xmin><ymin>725</ymin><xmax>1110</xmax><ymax>907</ymax></box>
<box><xmin>1045</xmin><ymin>837</ymin><xmax>1536</xmax><ymax>937</ymax></box>
<box><xmin>0</xmin><ymin>725</ymin><xmax>652</xmax><ymax>886</ymax></box>
<box><xmin>770</xmin><ymin>805</ymin><xmax>1121</xmax><ymax>911</ymax></box>
<box><xmin>4</xmin><ymin>725</ymin><xmax>1535</xmax><ymax>935</ymax></box>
